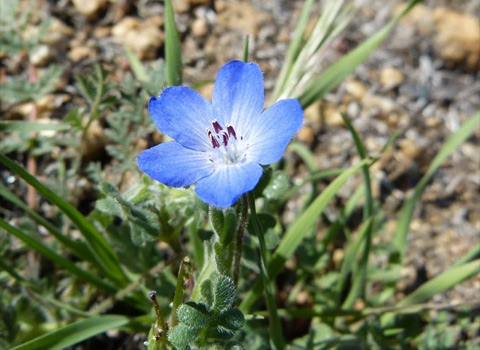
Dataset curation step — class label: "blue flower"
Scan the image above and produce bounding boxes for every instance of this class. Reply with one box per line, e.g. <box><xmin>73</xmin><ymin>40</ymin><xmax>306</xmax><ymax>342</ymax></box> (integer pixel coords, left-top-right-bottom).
<box><xmin>137</xmin><ymin>60</ymin><xmax>303</xmax><ymax>207</ymax></box>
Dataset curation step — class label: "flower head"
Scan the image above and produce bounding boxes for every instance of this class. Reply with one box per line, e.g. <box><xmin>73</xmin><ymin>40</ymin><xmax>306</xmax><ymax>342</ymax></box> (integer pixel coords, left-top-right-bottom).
<box><xmin>137</xmin><ymin>60</ymin><xmax>303</xmax><ymax>207</ymax></box>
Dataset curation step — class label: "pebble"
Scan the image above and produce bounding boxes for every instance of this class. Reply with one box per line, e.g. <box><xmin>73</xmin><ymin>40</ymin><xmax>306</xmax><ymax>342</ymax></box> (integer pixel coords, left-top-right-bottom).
<box><xmin>380</xmin><ymin>67</ymin><xmax>404</xmax><ymax>88</ymax></box>
<box><xmin>112</xmin><ymin>17</ymin><xmax>164</xmax><ymax>60</ymax></box>
<box><xmin>192</xmin><ymin>17</ymin><xmax>209</xmax><ymax>37</ymax></box>
<box><xmin>296</xmin><ymin>125</ymin><xmax>315</xmax><ymax>146</ymax></box>
<box><xmin>345</xmin><ymin>80</ymin><xmax>367</xmax><ymax>100</ymax></box>
<box><xmin>30</xmin><ymin>45</ymin><xmax>52</xmax><ymax>66</ymax></box>
<box><xmin>69</xmin><ymin>46</ymin><xmax>93</xmax><ymax>62</ymax></box>
<box><xmin>72</xmin><ymin>0</ymin><xmax>108</xmax><ymax>19</ymax></box>
<box><xmin>43</xmin><ymin>18</ymin><xmax>74</xmax><ymax>45</ymax></box>
<box><xmin>172</xmin><ymin>0</ymin><xmax>190</xmax><ymax>14</ymax></box>
<box><xmin>197</xmin><ymin>82</ymin><xmax>214</xmax><ymax>100</ymax></box>
<box><xmin>81</xmin><ymin>119</ymin><xmax>108</xmax><ymax>161</ymax></box>
<box><xmin>217</xmin><ymin>1</ymin><xmax>259</xmax><ymax>36</ymax></box>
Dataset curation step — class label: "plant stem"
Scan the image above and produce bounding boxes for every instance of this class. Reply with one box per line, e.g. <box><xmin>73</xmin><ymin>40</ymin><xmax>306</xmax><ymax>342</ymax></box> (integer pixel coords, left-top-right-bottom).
<box><xmin>171</xmin><ymin>257</ymin><xmax>192</xmax><ymax>327</ymax></box>
<box><xmin>233</xmin><ymin>195</ymin><xmax>248</xmax><ymax>286</ymax></box>
<box><xmin>247</xmin><ymin>192</ymin><xmax>285</xmax><ymax>350</ymax></box>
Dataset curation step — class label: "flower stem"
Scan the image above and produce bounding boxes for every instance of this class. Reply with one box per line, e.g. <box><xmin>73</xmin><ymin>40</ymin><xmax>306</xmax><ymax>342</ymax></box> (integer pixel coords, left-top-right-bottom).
<box><xmin>171</xmin><ymin>257</ymin><xmax>192</xmax><ymax>327</ymax></box>
<box><xmin>247</xmin><ymin>192</ymin><xmax>285</xmax><ymax>350</ymax></box>
<box><xmin>233</xmin><ymin>195</ymin><xmax>248</xmax><ymax>286</ymax></box>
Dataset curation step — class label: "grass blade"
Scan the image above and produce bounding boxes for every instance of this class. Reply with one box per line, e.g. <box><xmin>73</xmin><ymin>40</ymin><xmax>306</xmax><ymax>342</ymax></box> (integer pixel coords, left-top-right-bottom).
<box><xmin>240</xmin><ymin>159</ymin><xmax>370</xmax><ymax>311</ymax></box>
<box><xmin>0</xmin><ymin>218</ymin><xmax>117</xmax><ymax>293</ymax></box>
<box><xmin>164</xmin><ymin>0</ymin><xmax>182</xmax><ymax>86</ymax></box>
<box><xmin>397</xmin><ymin>259</ymin><xmax>480</xmax><ymax>307</ymax></box>
<box><xmin>335</xmin><ymin>217</ymin><xmax>373</xmax><ymax>305</ymax></box>
<box><xmin>10</xmin><ymin>315</ymin><xmax>130</xmax><ymax>350</ymax></box>
<box><xmin>298</xmin><ymin>0</ymin><xmax>422</xmax><ymax>108</ymax></box>
<box><xmin>0</xmin><ymin>182</ymin><xmax>95</xmax><ymax>264</ymax></box>
<box><xmin>340</xmin><ymin>114</ymin><xmax>374</xmax><ymax>307</ymax></box>
<box><xmin>0</xmin><ymin>153</ymin><xmax>127</xmax><ymax>285</ymax></box>
<box><xmin>0</xmin><ymin>121</ymin><xmax>70</xmax><ymax>133</ymax></box>
<box><xmin>392</xmin><ymin>111</ymin><xmax>480</xmax><ymax>263</ymax></box>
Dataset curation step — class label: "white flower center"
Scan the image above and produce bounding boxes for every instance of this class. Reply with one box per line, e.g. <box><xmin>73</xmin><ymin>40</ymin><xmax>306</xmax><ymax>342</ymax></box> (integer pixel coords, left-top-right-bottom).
<box><xmin>206</xmin><ymin>119</ymin><xmax>247</xmax><ymax>165</ymax></box>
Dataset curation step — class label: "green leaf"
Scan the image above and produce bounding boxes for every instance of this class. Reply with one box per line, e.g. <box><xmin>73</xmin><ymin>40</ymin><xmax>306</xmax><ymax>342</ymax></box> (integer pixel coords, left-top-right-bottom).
<box><xmin>176</xmin><ymin>302</ymin><xmax>210</xmax><ymax>327</ymax></box>
<box><xmin>124</xmin><ymin>46</ymin><xmax>150</xmax><ymax>83</ymax></box>
<box><xmin>164</xmin><ymin>0</ymin><xmax>182</xmax><ymax>85</ymax></box>
<box><xmin>263</xmin><ymin>171</ymin><xmax>291</xmax><ymax>200</ymax></box>
<box><xmin>95</xmin><ymin>198</ymin><xmax>123</xmax><ymax>217</ymax></box>
<box><xmin>392</xmin><ymin>111</ymin><xmax>480</xmax><ymax>263</ymax></box>
<box><xmin>213</xmin><ymin>275</ymin><xmax>236</xmax><ymax>313</ymax></box>
<box><xmin>219</xmin><ymin>308</ymin><xmax>245</xmax><ymax>331</ymax></box>
<box><xmin>168</xmin><ymin>324</ymin><xmax>200</xmax><ymax>350</ymax></box>
<box><xmin>10</xmin><ymin>315</ymin><xmax>130</xmax><ymax>350</ymax></box>
<box><xmin>298</xmin><ymin>0</ymin><xmax>422</xmax><ymax>108</ymax></box>
<box><xmin>240</xmin><ymin>158</ymin><xmax>370</xmax><ymax>312</ymax></box>
<box><xmin>0</xmin><ymin>121</ymin><xmax>70</xmax><ymax>133</ymax></box>
<box><xmin>398</xmin><ymin>259</ymin><xmax>480</xmax><ymax>307</ymax></box>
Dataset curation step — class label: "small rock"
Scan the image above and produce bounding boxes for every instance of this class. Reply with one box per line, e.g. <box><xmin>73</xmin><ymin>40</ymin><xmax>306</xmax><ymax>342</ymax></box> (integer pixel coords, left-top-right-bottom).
<box><xmin>192</xmin><ymin>17</ymin><xmax>209</xmax><ymax>37</ymax></box>
<box><xmin>217</xmin><ymin>1</ymin><xmax>260</xmax><ymax>36</ymax></box>
<box><xmin>81</xmin><ymin>119</ymin><xmax>108</xmax><ymax>161</ymax></box>
<box><xmin>69</xmin><ymin>46</ymin><xmax>93</xmax><ymax>62</ymax></box>
<box><xmin>380</xmin><ymin>67</ymin><xmax>404</xmax><ymax>88</ymax></box>
<box><xmin>296</xmin><ymin>125</ymin><xmax>314</xmax><ymax>146</ymax></box>
<box><xmin>320</xmin><ymin>102</ymin><xmax>345</xmax><ymax>128</ymax></box>
<box><xmin>303</xmin><ymin>100</ymin><xmax>322</xmax><ymax>130</ymax></box>
<box><xmin>72</xmin><ymin>0</ymin><xmax>108</xmax><ymax>19</ymax></box>
<box><xmin>398</xmin><ymin>138</ymin><xmax>421</xmax><ymax>160</ymax></box>
<box><xmin>433</xmin><ymin>8</ymin><xmax>480</xmax><ymax>70</ymax></box>
<box><xmin>43</xmin><ymin>18</ymin><xmax>74</xmax><ymax>45</ymax></box>
<box><xmin>345</xmin><ymin>80</ymin><xmax>367</xmax><ymax>100</ymax></box>
<box><xmin>112</xmin><ymin>17</ymin><xmax>164</xmax><ymax>60</ymax></box>
<box><xmin>93</xmin><ymin>26</ymin><xmax>112</xmax><ymax>38</ymax></box>
<box><xmin>30</xmin><ymin>45</ymin><xmax>52</xmax><ymax>66</ymax></box>
<box><xmin>197</xmin><ymin>82</ymin><xmax>214</xmax><ymax>100</ymax></box>
<box><xmin>172</xmin><ymin>0</ymin><xmax>190</xmax><ymax>14</ymax></box>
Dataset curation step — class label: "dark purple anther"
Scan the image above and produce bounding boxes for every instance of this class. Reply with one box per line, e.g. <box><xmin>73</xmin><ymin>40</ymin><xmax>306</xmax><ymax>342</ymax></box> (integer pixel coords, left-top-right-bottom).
<box><xmin>212</xmin><ymin>119</ymin><xmax>223</xmax><ymax>133</ymax></box>
<box><xmin>221</xmin><ymin>131</ymin><xmax>229</xmax><ymax>146</ymax></box>
<box><xmin>226</xmin><ymin>124</ymin><xmax>237</xmax><ymax>139</ymax></box>
<box><xmin>210</xmin><ymin>134</ymin><xmax>220</xmax><ymax>148</ymax></box>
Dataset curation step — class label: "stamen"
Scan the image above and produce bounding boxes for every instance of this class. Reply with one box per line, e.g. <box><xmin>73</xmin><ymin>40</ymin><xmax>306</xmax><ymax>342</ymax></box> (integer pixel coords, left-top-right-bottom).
<box><xmin>226</xmin><ymin>124</ymin><xmax>237</xmax><ymax>139</ymax></box>
<box><xmin>221</xmin><ymin>131</ymin><xmax>229</xmax><ymax>146</ymax></box>
<box><xmin>212</xmin><ymin>119</ymin><xmax>223</xmax><ymax>134</ymax></box>
<box><xmin>206</xmin><ymin>127</ymin><xmax>220</xmax><ymax>148</ymax></box>
<box><xmin>210</xmin><ymin>134</ymin><xmax>220</xmax><ymax>148</ymax></box>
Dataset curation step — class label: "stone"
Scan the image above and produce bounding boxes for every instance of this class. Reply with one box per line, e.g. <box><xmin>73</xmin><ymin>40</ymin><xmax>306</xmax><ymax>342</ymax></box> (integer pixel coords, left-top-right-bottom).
<box><xmin>380</xmin><ymin>67</ymin><xmax>404</xmax><ymax>88</ymax></box>
<box><xmin>345</xmin><ymin>80</ymin><xmax>367</xmax><ymax>100</ymax></box>
<box><xmin>69</xmin><ymin>46</ymin><xmax>93</xmax><ymax>62</ymax></box>
<box><xmin>296</xmin><ymin>125</ymin><xmax>315</xmax><ymax>146</ymax></box>
<box><xmin>217</xmin><ymin>1</ymin><xmax>260</xmax><ymax>36</ymax></box>
<box><xmin>433</xmin><ymin>8</ymin><xmax>480</xmax><ymax>70</ymax></box>
<box><xmin>192</xmin><ymin>17</ymin><xmax>209</xmax><ymax>37</ymax></box>
<box><xmin>30</xmin><ymin>45</ymin><xmax>52</xmax><ymax>66</ymax></box>
<box><xmin>112</xmin><ymin>17</ymin><xmax>164</xmax><ymax>60</ymax></box>
<box><xmin>172</xmin><ymin>0</ymin><xmax>190</xmax><ymax>14</ymax></box>
<box><xmin>72</xmin><ymin>0</ymin><xmax>108</xmax><ymax>19</ymax></box>
<box><xmin>43</xmin><ymin>18</ymin><xmax>74</xmax><ymax>45</ymax></box>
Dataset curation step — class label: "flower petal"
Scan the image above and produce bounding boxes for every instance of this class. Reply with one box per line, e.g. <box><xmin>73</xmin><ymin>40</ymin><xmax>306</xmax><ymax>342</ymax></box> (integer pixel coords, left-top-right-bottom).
<box><xmin>247</xmin><ymin>98</ymin><xmax>303</xmax><ymax>165</ymax></box>
<box><xmin>195</xmin><ymin>162</ymin><xmax>263</xmax><ymax>207</ymax></box>
<box><xmin>138</xmin><ymin>142</ymin><xmax>214</xmax><ymax>188</ymax></box>
<box><xmin>149</xmin><ymin>87</ymin><xmax>214</xmax><ymax>151</ymax></box>
<box><xmin>212</xmin><ymin>61</ymin><xmax>264</xmax><ymax>139</ymax></box>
